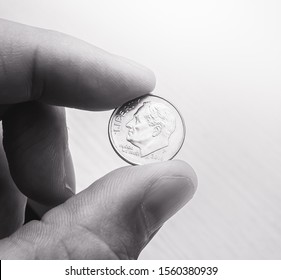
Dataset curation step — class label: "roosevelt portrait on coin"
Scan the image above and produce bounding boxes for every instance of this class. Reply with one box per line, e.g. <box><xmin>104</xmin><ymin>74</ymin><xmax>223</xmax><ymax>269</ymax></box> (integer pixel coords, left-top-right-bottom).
<box><xmin>126</xmin><ymin>101</ymin><xmax>176</xmax><ymax>157</ymax></box>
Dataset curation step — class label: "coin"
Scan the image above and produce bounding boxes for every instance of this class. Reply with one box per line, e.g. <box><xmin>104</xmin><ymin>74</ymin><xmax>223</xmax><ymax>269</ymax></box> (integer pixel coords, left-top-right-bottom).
<box><xmin>108</xmin><ymin>94</ymin><xmax>185</xmax><ymax>165</ymax></box>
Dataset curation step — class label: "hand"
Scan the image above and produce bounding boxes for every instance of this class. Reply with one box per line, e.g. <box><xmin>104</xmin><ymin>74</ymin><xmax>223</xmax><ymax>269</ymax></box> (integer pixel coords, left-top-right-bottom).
<box><xmin>0</xmin><ymin>19</ymin><xmax>197</xmax><ymax>259</ymax></box>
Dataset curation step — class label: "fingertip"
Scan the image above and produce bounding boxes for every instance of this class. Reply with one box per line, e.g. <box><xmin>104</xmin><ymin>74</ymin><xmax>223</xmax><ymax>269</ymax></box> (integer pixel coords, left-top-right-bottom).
<box><xmin>103</xmin><ymin>160</ymin><xmax>197</xmax><ymax>249</ymax></box>
<box><xmin>35</xmin><ymin>29</ymin><xmax>157</xmax><ymax>110</ymax></box>
<box><xmin>95</xmin><ymin>55</ymin><xmax>156</xmax><ymax>109</ymax></box>
<box><xmin>133</xmin><ymin>160</ymin><xmax>198</xmax><ymax>194</ymax></box>
<box><xmin>118</xmin><ymin>55</ymin><xmax>156</xmax><ymax>92</ymax></box>
<box><xmin>99</xmin><ymin>160</ymin><xmax>197</xmax><ymax>216</ymax></box>
<box><xmin>167</xmin><ymin>160</ymin><xmax>198</xmax><ymax>192</ymax></box>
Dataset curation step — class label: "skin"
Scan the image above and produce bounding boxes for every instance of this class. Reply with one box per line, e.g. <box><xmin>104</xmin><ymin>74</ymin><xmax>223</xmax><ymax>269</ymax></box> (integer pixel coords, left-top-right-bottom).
<box><xmin>0</xmin><ymin>18</ymin><xmax>197</xmax><ymax>259</ymax></box>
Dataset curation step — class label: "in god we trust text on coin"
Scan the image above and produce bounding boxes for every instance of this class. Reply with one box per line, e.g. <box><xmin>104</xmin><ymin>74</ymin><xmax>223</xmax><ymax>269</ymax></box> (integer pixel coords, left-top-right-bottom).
<box><xmin>108</xmin><ymin>95</ymin><xmax>186</xmax><ymax>165</ymax></box>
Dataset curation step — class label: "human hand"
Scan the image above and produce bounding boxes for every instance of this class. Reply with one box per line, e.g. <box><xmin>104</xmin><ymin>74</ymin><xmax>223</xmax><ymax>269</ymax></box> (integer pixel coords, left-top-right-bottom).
<box><xmin>0</xmin><ymin>19</ymin><xmax>197</xmax><ymax>259</ymax></box>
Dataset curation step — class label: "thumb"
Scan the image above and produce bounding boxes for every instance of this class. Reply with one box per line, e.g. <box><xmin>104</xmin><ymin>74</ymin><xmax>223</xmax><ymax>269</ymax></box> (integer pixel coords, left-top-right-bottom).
<box><xmin>0</xmin><ymin>160</ymin><xmax>197</xmax><ymax>259</ymax></box>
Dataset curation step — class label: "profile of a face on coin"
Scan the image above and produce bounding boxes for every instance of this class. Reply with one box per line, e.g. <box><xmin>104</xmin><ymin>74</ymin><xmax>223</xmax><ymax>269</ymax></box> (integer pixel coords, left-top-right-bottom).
<box><xmin>108</xmin><ymin>95</ymin><xmax>185</xmax><ymax>165</ymax></box>
<box><xmin>125</xmin><ymin>101</ymin><xmax>176</xmax><ymax>157</ymax></box>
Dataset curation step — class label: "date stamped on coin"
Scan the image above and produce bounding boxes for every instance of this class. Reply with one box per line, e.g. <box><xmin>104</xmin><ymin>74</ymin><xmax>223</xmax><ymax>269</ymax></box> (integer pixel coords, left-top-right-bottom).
<box><xmin>108</xmin><ymin>94</ymin><xmax>185</xmax><ymax>165</ymax></box>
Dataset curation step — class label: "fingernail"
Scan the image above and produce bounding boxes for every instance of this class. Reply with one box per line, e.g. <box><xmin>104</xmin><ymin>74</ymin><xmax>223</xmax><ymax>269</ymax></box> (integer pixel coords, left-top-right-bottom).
<box><xmin>64</xmin><ymin>146</ymin><xmax>76</xmax><ymax>196</ymax></box>
<box><xmin>142</xmin><ymin>176</ymin><xmax>196</xmax><ymax>232</ymax></box>
<box><xmin>65</xmin><ymin>182</ymin><xmax>75</xmax><ymax>195</ymax></box>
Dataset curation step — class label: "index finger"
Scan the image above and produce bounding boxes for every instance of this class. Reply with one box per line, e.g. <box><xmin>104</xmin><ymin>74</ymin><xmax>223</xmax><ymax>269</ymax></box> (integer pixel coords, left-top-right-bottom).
<box><xmin>0</xmin><ymin>18</ymin><xmax>155</xmax><ymax>110</ymax></box>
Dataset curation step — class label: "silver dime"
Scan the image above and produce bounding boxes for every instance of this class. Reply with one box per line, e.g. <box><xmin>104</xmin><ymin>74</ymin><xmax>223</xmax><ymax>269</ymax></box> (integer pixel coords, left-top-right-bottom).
<box><xmin>108</xmin><ymin>94</ymin><xmax>185</xmax><ymax>165</ymax></box>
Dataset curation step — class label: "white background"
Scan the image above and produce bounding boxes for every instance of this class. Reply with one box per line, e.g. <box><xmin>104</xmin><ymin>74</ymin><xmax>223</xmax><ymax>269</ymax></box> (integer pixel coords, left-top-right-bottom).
<box><xmin>0</xmin><ymin>0</ymin><xmax>280</xmax><ymax>259</ymax></box>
